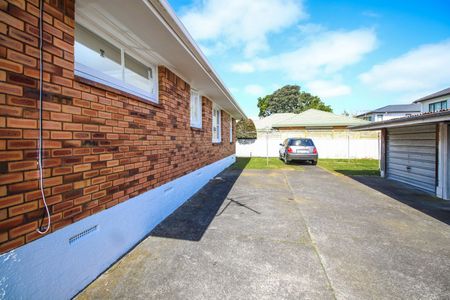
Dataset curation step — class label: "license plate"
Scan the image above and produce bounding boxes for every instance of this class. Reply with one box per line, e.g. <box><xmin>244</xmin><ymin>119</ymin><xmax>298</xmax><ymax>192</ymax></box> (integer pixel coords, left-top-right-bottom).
<box><xmin>296</xmin><ymin>150</ymin><xmax>308</xmax><ymax>154</ymax></box>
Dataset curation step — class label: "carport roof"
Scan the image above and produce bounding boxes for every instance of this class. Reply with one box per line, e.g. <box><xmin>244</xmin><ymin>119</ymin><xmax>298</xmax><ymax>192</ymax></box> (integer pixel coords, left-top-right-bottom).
<box><xmin>351</xmin><ymin>110</ymin><xmax>450</xmax><ymax>130</ymax></box>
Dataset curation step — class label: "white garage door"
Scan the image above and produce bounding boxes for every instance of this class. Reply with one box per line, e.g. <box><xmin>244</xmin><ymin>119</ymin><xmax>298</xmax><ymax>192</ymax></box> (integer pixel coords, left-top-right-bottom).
<box><xmin>386</xmin><ymin>124</ymin><xmax>437</xmax><ymax>193</ymax></box>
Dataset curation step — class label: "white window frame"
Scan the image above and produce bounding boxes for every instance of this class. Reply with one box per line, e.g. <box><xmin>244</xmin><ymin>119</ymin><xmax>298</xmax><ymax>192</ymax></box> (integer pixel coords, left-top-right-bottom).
<box><xmin>229</xmin><ymin>118</ymin><xmax>233</xmax><ymax>143</ymax></box>
<box><xmin>212</xmin><ymin>104</ymin><xmax>221</xmax><ymax>143</ymax></box>
<box><xmin>74</xmin><ymin>24</ymin><xmax>158</xmax><ymax>103</ymax></box>
<box><xmin>190</xmin><ymin>89</ymin><xmax>202</xmax><ymax>128</ymax></box>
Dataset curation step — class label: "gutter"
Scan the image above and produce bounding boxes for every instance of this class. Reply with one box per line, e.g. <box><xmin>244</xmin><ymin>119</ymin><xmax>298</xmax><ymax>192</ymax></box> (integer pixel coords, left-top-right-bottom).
<box><xmin>146</xmin><ymin>0</ymin><xmax>247</xmax><ymax>120</ymax></box>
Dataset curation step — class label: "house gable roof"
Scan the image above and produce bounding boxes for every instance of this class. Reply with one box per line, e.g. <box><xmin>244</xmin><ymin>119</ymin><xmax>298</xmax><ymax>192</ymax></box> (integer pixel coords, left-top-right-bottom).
<box><xmin>356</xmin><ymin>104</ymin><xmax>420</xmax><ymax>116</ymax></box>
<box><xmin>255</xmin><ymin>109</ymin><xmax>368</xmax><ymax>129</ymax></box>
<box><xmin>413</xmin><ymin>87</ymin><xmax>450</xmax><ymax>103</ymax></box>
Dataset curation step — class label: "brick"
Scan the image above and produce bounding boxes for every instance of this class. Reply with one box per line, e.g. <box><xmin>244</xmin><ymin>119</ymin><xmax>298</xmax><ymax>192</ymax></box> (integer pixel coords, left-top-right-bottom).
<box><xmin>50</xmin><ymin>131</ymin><xmax>72</xmax><ymax>139</ymax></box>
<box><xmin>0</xmin><ymin>172</ymin><xmax>23</xmax><ymax>185</ymax></box>
<box><xmin>0</xmin><ymin>10</ymin><xmax>24</xmax><ymax>30</ymax></box>
<box><xmin>73</xmin><ymin>163</ymin><xmax>91</xmax><ymax>173</ymax></box>
<box><xmin>7</xmin><ymin>139</ymin><xmax>36</xmax><ymax>149</ymax></box>
<box><xmin>7</xmin><ymin>117</ymin><xmax>36</xmax><ymax>128</ymax></box>
<box><xmin>0</xmin><ymin>82</ymin><xmax>22</xmax><ymax>96</ymax></box>
<box><xmin>0</xmin><ymin>151</ymin><xmax>22</xmax><ymax>161</ymax></box>
<box><xmin>43</xmin><ymin>101</ymin><xmax>61</xmax><ymax>112</ymax></box>
<box><xmin>0</xmin><ymin>33</ymin><xmax>23</xmax><ymax>51</ymax></box>
<box><xmin>8</xmin><ymin>4</ymin><xmax>38</xmax><ymax>26</ymax></box>
<box><xmin>0</xmin><ymin>194</ymin><xmax>23</xmax><ymax>209</ymax></box>
<box><xmin>0</xmin><ymin>105</ymin><xmax>23</xmax><ymax>117</ymax></box>
<box><xmin>0</xmin><ymin>58</ymin><xmax>23</xmax><ymax>73</ymax></box>
<box><xmin>0</xmin><ymin>128</ymin><xmax>22</xmax><ymax>138</ymax></box>
<box><xmin>9</xmin><ymin>221</ymin><xmax>37</xmax><ymax>239</ymax></box>
<box><xmin>8</xmin><ymin>181</ymin><xmax>38</xmax><ymax>195</ymax></box>
<box><xmin>50</xmin><ymin>111</ymin><xmax>72</xmax><ymax>122</ymax></box>
<box><xmin>7</xmin><ymin>49</ymin><xmax>36</xmax><ymax>67</ymax></box>
<box><xmin>9</xmin><ymin>27</ymin><xmax>38</xmax><ymax>47</ymax></box>
<box><xmin>61</xmin><ymin>104</ymin><xmax>80</xmax><ymax>114</ymax></box>
<box><xmin>43</xmin><ymin>120</ymin><xmax>61</xmax><ymax>130</ymax></box>
<box><xmin>8</xmin><ymin>201</ymin><xmax>37</xmax><ymax>217</ymax></box>
<box><xmin>8</xmin><ymin>160</ymin><xmax>36</xmax><ymax>171</ymax></box>
<box><xmin>62</xmin><ymin>122</ymin><xmax>81</xmax><ymax>131</ymax></box>
<box><xmin>62</xmin><ymin>206</ymin><xmax>81</xmax><ymax>219</ymax></box>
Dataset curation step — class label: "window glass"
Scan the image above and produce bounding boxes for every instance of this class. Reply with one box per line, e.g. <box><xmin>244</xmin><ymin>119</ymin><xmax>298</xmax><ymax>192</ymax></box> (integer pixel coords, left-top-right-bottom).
<box><xmin>289</xmin><ymin>139</ymin><xmax>314</xmax><ymax>146</ymax></box>
<box><xmin>75</xmin><ymin>25</ymin><xmax>122</xmax><ymax>81</ymax></box>
<box><xmin>230</xmin><ymin>118</ymin><xmax>233</xmax><ymax>143</ymax></box>
<box><xmin>190</xmin><ymin>90</ymin><xmax>202</xmax><ymax>128</ymax></box>
<box><xmin>124</xmin><ymin>53</ymin><xmax>154</xmax><ymax>94</ymax></box>
<box><xmin>75</xmin><ymin>24</ymin><xmax>157</xmax><ymax>102</ymax></box>
<box><xmin>212</xmin><ymin>105</ymin><xmax>221</xmax><ymax>142</ymax></box>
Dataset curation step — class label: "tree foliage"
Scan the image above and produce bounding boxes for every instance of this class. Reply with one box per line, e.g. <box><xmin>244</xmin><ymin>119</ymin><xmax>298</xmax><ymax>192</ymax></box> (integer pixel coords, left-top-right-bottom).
<box><xmin>257</xmin><ymin>85</ymin><xmax>332</xmax><ymax>117</ymax></box>
<box><xmin>236</xmin><ymin>118</ymin><xmax>257</xmax><ymax>139</ymax></box>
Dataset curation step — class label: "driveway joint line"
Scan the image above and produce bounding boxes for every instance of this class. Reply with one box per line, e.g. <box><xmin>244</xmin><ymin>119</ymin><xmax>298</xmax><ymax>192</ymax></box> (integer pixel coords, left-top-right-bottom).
<box><xmin>282</xmin><ymin>170</ymin><xmax>338</xmax><ymax>300</ymax></box>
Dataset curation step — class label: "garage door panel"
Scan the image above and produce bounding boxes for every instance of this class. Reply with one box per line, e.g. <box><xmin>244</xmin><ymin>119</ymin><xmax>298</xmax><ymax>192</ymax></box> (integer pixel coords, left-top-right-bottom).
<box><xmin>388</xmin><ymin>159</ymin><xmax>436</xmax><ymax>171</ymax></box>
<box><xmin>387</xmin><ymin>125</ymin><xmax>436</xmax><ymax>193</ymax></box>
<box><xmin>387</xmin><ymin>139</ymin><xmax>436</xmax><ymax>147</ymax></box>
<box><xmin>387</xmin><ymin>124</ymin><xmax>436</xmax><ymax>134</ymax></box>
<box><xmin>388</xmin><ymin>152</ymin><xmax>436</xmax><ymax>163</ymax></box>
<box><xmin>387</xmin><ymin>132</ymin><xmax>435</xmax><ymax>140</ymax></box>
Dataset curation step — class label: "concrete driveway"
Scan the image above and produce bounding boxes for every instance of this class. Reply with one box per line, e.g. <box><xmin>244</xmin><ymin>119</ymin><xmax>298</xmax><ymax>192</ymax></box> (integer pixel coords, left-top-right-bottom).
<box><xmin>77</xmin><ymin>166</ymin><xmax>450</xmax><ymax>300</ymax></box>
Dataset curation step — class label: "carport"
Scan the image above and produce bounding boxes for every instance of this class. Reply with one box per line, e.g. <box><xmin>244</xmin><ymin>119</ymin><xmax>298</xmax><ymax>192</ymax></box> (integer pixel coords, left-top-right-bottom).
<box><xmin>352</xmin><ymin>110</ymin><xmax>450</xmax><ymax>200</ymax></box>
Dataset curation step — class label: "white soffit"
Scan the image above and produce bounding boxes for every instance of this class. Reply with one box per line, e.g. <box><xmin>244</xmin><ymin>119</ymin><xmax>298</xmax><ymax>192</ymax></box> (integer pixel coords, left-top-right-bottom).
<box><xmin>75</xmin><ymin>0</ymin><xmax>246</xmax><ymax>119</ymax></box>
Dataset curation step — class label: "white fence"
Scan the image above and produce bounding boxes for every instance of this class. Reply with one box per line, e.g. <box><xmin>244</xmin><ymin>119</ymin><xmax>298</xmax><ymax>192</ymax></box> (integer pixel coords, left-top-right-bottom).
<box><xmin>236</xmin><ymin>131</ymin><xmax>380</xmax><ymax>159</ymax></box>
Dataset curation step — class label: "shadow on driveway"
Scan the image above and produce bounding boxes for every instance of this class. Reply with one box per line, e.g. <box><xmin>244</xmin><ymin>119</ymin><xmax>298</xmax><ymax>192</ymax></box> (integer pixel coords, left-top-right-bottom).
<box><xmin>351</xmin><ymin>175</ymin><xmax>450</xmax><ymax>225</ymax></box>
<box><xmin>150</xmin><ymin>166</ymin><xmax>249</xmax><ymax>241</ymax></box>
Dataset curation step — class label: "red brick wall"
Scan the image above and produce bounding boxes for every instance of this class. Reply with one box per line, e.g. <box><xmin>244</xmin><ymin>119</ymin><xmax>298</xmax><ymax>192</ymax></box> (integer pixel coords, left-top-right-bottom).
<box><xmin>0</xmin><ymin>0</ymin><xmax>236</xmax><ymax>253</ymax></box>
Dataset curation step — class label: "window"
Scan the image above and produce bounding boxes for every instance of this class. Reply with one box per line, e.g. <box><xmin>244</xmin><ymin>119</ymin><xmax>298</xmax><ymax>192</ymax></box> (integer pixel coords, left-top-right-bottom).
<box><xmin>376</xmin><ymin>114</ymin><xmax>384</xmax><ymax>121</ymax></box>
<box><xmin>212</xmin><ymin>104</ymin><xmax>221</xmax><ymax>143</ymax></box>
<box><xmin>74</xmin><ymin>24</ymin><xmax>157</xmax><ymax>102</ymax></box>
<box><xmin>190</xmin><ymin>90</ymin><xmax>202</xmax><ymax>128</ymax></box>
<box><xmin>429</xmin><ymin>100</ymin><xmax>448</xmax><ymax>112</ymax></box>
<box><xmin>229</xmin><ymin>118</ymin><xmax>233</xmax><ymax>143</ymax></box>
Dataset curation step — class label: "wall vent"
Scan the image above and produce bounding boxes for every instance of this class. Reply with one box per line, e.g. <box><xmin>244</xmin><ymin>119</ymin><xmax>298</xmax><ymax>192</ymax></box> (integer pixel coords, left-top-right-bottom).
<box><xmin>69</xmin><ymin>225</ymin><xmax>98</xmax><ymax>245</ymax></box>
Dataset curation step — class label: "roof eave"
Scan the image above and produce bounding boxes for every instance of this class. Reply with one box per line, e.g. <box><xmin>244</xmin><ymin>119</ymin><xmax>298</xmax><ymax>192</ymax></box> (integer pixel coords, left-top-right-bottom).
<box><xmin>147</xmin><ymin>0</ymin><xmax>247</xmax><ymax>119</ymax></box>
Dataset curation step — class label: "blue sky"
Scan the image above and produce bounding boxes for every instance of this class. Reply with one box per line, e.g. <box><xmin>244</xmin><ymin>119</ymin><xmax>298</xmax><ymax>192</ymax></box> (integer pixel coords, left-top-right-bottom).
<box><xmin>168</xmin><ymin>0</ymin><xmax>450</xmax><ymax>118</ymax></box>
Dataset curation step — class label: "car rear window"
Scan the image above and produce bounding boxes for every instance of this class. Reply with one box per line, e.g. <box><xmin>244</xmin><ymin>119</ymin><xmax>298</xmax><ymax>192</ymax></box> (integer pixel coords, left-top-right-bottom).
<box><xmin>288</xmin><ymin>139</ymin><xmax>314</xmax><ymax>146</ymax></box>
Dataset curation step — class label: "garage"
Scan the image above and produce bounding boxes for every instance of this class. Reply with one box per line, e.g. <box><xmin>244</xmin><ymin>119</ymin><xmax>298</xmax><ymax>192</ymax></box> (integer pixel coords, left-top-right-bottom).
<box><xmin>386</xmin><ymin>124</ymin><xmax>437</xmax><ymax>193</ymax></box>
<box><xmin>351</xmin><ymin>110</ymin><xmax>450</xmax><ymax>200</ymax></box>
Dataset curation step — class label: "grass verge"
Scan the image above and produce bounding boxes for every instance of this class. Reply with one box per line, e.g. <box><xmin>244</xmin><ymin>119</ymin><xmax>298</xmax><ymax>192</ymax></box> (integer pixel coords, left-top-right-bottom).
<box><xmin>231</xmin><ymin>157</ymin><xmax>304</xmax><ymax>170</ymax></box>
<box><xmin>318</xmin><ymin>159</ymin><xmax>380</xmax><ymax>176</ymax></box>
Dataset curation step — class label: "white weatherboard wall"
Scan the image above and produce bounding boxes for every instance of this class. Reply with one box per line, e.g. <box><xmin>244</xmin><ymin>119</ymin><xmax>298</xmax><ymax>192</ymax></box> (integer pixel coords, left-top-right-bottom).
<box><xmin>237</xmin><ymin>134</ymin><xmax>380</xmax><ymax>159</ymax></box>
<box><xmin>0</xmin><ymin>155</ymin><xmax>235</xmax><ymax>300</ymax></box>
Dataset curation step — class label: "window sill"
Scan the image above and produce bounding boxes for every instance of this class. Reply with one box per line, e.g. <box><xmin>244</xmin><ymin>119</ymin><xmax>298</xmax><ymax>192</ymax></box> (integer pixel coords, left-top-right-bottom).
<box><xmin>190</xmin><ymin>127</ymin><xmax>203</xmax><ymax>132</ymax></box>
<box><xmin>212</xmin><ymin>141</ymin><xmax>222</xmax><ymax>145</ymax></box>
<box><xmin>75</xmin><ymin>75</ymin><xmax>163</xmax><ymax>109</ymax></box>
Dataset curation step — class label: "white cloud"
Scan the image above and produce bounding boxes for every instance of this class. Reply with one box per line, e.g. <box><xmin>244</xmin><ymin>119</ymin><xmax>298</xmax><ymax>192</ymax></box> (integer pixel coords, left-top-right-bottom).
<box><xmin>359</xmin><ymin>40</ymin><xmax>450</xmax><ymax>95</ymax></box>
<box><xmin>231</xmin><ymin>63</ymin><xmax>255</xmax><ymax>73</ymax></box>
<box><xmin>306</xmin><ymin>80</ymin><xmax>352</xmax><ymax>98</ymax></box>
<box><xmin>180</xmin><ymin>0</ymin><xmax>307</xmax><ymax>56</ymax></box>
<box><xmin>244</xmin><ymin>84</ymin><xmax>266</xmax><ymax>96</ymax></box>
<box><xmin>234</xmin><ymin>29</ymin><xmax>376</xmax><ymax>81</ymax></box>
<box><xmin>231</xmin><ymin>28</ymin><xmax>377</xmax><ymax>94</ymax></box>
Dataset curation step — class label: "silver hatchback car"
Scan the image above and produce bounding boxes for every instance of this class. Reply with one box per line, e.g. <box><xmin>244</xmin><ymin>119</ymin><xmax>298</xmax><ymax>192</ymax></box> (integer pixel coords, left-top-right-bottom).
<box><xmin>279</xmin><ymin>138</ymin><xmax>318</xmax><ymax>165</ymax></box>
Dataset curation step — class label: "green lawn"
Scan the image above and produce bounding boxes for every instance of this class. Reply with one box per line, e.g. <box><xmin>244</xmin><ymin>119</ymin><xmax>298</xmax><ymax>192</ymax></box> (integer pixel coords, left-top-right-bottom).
<box><xmin>318</xmin><ymin>159</ymin><xmax>380</xmax><ymax>176</ymax></box>
<box><xmin>231</xmin><ymin>157</ymin><xmax>304</xmax><ymax>170</ymax></box>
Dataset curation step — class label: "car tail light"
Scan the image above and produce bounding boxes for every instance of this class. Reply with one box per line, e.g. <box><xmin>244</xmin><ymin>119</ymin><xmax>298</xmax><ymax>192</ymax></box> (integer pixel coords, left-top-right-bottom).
<box><xmin>287</xmin><ymin>147</ymin><xmax>293</xmax><ymax>153</ymax></box>
<box><xmin>313</xmin><ymin>147</ymin><xmax>317</xmax><ymax>154</ymax></box>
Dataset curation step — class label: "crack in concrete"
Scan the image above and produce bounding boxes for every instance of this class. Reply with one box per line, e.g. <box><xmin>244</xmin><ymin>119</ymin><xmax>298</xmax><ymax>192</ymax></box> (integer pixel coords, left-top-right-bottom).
<box><xmin>282</xmin><ymin>171</ymin><xmax>338</xmax><ymax>300</ymax></box>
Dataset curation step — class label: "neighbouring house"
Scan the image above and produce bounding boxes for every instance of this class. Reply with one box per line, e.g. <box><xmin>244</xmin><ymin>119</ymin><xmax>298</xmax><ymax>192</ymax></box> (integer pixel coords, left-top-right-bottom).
<box><xmin>0</xmin><ymin>0</ymin><xmax>245</xmax><ymax>298</ymax></box>
<box><xmin>356</xmin><ymin>104</ymin><xmax>421</xmax><ymax>122</ymax></box>
<box><xmin>413</xmin><ymin>87</ymin><xmax>450</xmax><ymax>113</ymax></box>
<box><xmin>236</xmin><ymin>109</ymin><xmax>380</xmax><ymax>159</ymax></box>
<box><xmin>352</xmin><ymin>88</ymin><xmax>450</xmax><ymax>200</ymax></box>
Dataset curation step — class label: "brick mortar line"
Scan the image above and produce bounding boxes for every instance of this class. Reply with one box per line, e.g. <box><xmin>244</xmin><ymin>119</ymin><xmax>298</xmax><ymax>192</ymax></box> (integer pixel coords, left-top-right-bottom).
<box><xmin>282</xmin><ymin>171</ymin><xmax>338</xmax><ymax>300</ymax></box>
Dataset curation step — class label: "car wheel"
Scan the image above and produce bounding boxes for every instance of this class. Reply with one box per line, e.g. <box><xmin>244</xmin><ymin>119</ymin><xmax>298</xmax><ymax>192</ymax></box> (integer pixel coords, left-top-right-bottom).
<box><xmin>283</xmin><ymin>155</ymin><xmax>289</xmax><ymax>164</ymax></box>
<box><xmin>312</xmin><ymin>160</ymin><xmax>317</xmax><ymax>165</ymax></box>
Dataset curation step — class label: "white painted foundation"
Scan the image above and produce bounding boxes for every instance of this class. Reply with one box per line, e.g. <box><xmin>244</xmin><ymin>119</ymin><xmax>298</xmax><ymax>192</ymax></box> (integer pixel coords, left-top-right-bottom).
<box><xmin>0</xmin><ymin>155</ymin><xmax>236</xmax><ymax>299</ymax></box>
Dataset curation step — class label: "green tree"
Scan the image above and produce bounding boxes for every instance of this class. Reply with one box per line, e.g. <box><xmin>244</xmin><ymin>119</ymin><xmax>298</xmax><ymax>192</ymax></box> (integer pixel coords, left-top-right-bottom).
<box><xmin>236</xmin><ymin>119</ymin><xmax>257</xmax><ymax>139</ymax></box>
<box><xmin>257</xmin><ymin>85</ymin><xmax>332</xmax><ymax>117</ymax></box>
